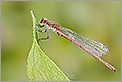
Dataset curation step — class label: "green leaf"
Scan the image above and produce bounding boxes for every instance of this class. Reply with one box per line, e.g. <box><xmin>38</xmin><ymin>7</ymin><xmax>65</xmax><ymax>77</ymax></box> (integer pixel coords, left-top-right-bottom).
<box><xmin>26</xmin><ymin>10</ymin><xmax>70</xmax><ymax>81</ymax></box>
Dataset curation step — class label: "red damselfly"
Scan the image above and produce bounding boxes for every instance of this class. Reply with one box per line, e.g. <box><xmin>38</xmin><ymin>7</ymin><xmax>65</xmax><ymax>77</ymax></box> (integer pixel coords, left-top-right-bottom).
<box><xmin>36</xmin><ymin>18</ymin><xmax>117</xmax><ymax>72</ymax></box>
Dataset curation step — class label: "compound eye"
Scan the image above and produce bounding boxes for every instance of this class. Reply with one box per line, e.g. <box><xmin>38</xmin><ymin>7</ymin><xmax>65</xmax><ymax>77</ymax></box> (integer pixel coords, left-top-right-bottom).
<box><xmin>39</xmin><ymin>18</ymin><xmax>48</xmax><ymax>27</ymax></box>
<box><xmin>40</xmin><ymin>18</ymin><xmax>48</xmax><ymax>23</ymax></box>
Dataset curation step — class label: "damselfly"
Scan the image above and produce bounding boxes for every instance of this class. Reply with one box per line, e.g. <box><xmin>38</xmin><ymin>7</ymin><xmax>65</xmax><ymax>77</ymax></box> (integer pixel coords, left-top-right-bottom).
<box><xmin>36</xmin><ymin>18</ymin><xmax>117</xmax><ymax>72</ymax></box>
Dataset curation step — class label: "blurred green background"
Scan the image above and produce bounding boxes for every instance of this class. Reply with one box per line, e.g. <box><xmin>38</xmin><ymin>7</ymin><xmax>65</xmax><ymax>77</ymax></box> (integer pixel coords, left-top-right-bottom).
<box><xmin>1</xmin><ymin>1</ymin><xmax>120</xmax><ymax>81</ymax></box>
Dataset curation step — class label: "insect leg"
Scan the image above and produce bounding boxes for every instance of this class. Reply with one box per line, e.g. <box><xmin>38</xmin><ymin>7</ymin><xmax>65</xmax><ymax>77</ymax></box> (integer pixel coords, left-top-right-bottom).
<box><xmin>37</xmin><ymin>25</ymin><xmax>50</xmax><ymax>41</ymax></box>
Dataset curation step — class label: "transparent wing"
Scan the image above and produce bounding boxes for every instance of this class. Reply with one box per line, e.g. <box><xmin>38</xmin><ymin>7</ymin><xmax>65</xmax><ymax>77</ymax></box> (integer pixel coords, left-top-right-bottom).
<box><xmin>60</xmin><ymin>26</ymin><xmax>109</xmax><ymax>57</ymax></box>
